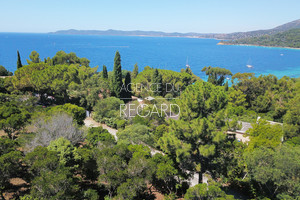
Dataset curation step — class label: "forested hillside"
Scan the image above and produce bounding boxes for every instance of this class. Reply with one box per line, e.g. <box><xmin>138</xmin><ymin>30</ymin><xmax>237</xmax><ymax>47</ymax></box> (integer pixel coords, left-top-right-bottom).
<box><xmin>222</xmin><ymin>28</ymin><xmax>300</xmax><ymax>48</ymax></box>
<box><xmin>0</xmin><ymin>51</ymin><xmax>299</xmax><ymax>199</ymax></box>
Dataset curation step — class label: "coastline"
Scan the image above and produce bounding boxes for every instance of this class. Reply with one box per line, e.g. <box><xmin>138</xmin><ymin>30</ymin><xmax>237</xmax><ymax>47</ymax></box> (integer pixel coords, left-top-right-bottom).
<box><xmin>217</xmin><ymin>42</ymin><xmax>300</xmax><ymax>50</ymax></box>
<box><xmin>51</xmin><ymin>33</ymin><xmax>221</xmax><ymax>40</ymax></box>
<box><xmin>0</xmin><ymin>31</ymin><xmax>222</xmax><ymax>40</ymax></box>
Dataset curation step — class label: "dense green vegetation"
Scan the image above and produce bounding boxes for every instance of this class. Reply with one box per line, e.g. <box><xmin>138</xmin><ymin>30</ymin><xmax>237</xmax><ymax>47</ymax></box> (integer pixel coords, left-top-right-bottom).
<box><xmin>0</xmin><ymin>51</ymin><xmax>299</xmax><ymax>199</ymax></box>
<box><xmin>0</xmin><ymin>66</ymin><xmax>13</xmax><ymax>76</ymax></box>
<box><xmin>222</xmin><ymin>28</ymin><xmax>300</xmax><ymax>48</ymax></box>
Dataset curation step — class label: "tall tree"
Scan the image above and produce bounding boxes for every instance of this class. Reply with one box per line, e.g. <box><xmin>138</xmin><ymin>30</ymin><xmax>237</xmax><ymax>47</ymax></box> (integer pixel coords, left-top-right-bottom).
<box><xmin>201</xmin><ymin>66</ymin><xmax>232</xmax><ymax>86</ymax></box>
<box><xmin>158</xmin><ymin>118</ymin><xmax>227</xmax><ymax>183</ymax></box>
<box><xmin>17</xmin><ymin>50</ymin><xmax>23</xmax><ymax>69</ymax></box>
<box><xmin>0</xmin><ymin>102</ymin><xmax>30</xmax><ymax>139</ymax></box>
<box><xmin>29</xmin><ymin>167</ymin><xmax>79</xmax><ymax>199</ymax></box>
<box><xmin>244</xmin><ymin>144</ymin><xmax>300</xmax><ymax>199</ymax></box>
<box><xmin>176</xmin><ymin>81</ymin><xmax>227</xmax><ymax>121</ymax></box>
<box><xmin>27</xmin><ymin>50</ymin><xmax>41</xmax><ymax>64</ymax></box>
<box><xmin>102</xmin><ymin>65</ymin><xmax>108</xmax><ymax>79</ymax></box>
<box><xmin>151</xmin><ymin>69</ymin><xmax>163</xmax><ymax>96</ymax></box>
<box><xmin>224</xmin><ymin>80</ymin><xmax>229</xmax><ymax>91</ymax></box>
<box><xmin>122</xmin><ymin>71</ymin><xmax>132</xmax><ymax>100</ymax></box>
<box><xmin>112</xmin><ymin>51</ymin><xmax>123</xmax><ymax>98</ymax></box>
<box><xmin>132</xmin><ymin>63</ymin><xmax>139</xmax><ymax>79</ymax></box>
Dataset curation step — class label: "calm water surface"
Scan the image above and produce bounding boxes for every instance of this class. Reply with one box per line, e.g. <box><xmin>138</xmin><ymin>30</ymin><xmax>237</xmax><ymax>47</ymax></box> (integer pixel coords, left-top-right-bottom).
<box><xmin>0</xmin><ymin>33</ymin><xmax>300</xmax><ymax>79</ymax></box>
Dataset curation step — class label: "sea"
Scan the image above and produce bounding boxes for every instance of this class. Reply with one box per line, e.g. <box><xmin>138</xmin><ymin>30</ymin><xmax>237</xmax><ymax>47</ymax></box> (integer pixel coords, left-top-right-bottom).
<box><xmin>1</xmin><ymin>33</ymin><xmax>300</xmax><ymax>79</ymax></box>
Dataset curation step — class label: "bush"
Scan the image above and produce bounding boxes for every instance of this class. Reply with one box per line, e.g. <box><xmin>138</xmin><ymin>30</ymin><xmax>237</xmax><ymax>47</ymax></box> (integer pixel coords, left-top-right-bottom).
<box><xmin>0</xmin><ymin>65</ymin><xmax>13</xmax><ymax>76</ymax></box>
<box><xmin>116</xmin><ymin>119</ymin><xmax>127</xmax><ymax>130</ymax></box>
<box><xmin>29</xmin><ymin>167</ymin><xmax>79</xmax><ymax>199</ymax></box>
<box><xmin>26</xmin><ymin>112</ymin><xmax>83</xmax><ymax>152</ymax></box>
<box><xmin>184</xmin><ymin>183</ymin><xmax>235</xmax><ymax>200</ymax></box>
<box><xmin>47</xmin><ymin>137</ymin><xmax>81</xmax><ymax>168</ymax></box>
<box><xmin>117</xmin><ymin>124</ymin><xmax>151</xmax><ymax>145</ymax></box>
<box><xmin>86</xmin><ymin>127</ymin><xmax>115</xmax><ymax>147</ymax></box>
<box><xmin>48</xmin><ymin>103</ymin><xmax>86</xmax><ymax>125</ymax></box>
<box><xmin>83</xmin><ymin>189</ymin><xmax>99</xmax><ymax>200</ymax></box>
<box><xmin>93</xmin><ymin>97</ymin><xmax>124</xmax><ymax>122</ymax></box>
<box><xmin>25</xmin><ymin>146</ymin><xmax>59</xmax><ymax>177</ymax></box>
<box><xmin>77</xmin><ymin>148</ymin><xmax>98</xmax><ymax>181</ymax></box>
<box><xmin>101</xmin><ymin>117</ymin><xmax>118</xmax><ymax>128</ymax></box>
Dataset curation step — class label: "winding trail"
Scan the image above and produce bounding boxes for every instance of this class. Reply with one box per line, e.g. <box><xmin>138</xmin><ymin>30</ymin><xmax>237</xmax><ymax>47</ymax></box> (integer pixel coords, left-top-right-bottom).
<box><xmin>84</xmin><ymin>117</ymin><xmax>161</xmax><ymax>156</ymax></box>
<box><xmin>84</xmin><ymin>117</ymin><xmax>200</xmax><ymax>186</ymax></box>
<box><xmin>84</xmin><ymin>117</ymin><xmax>118</xmax><ymax>140</ymax></box>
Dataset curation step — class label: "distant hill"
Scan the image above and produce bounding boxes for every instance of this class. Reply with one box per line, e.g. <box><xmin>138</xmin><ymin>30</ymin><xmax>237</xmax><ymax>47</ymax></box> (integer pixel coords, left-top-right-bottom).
<box><xmin>223</xmin><ymin>19</ymin><xmax>300</xmax><ymax>40</ymax></box>
<box><xmin>220</xmin><ymin>28</ymin><xmax>300</xmax><ymax>48</ymax></box>
<box><xmin>50</xmin><ymin>19</ymin><xmax>300</xmax><ymax>40</ymax></box>
<box><xmin>50</xmin><ymin>29</ymin><xmax>219</xmax><ymax>38</ymax></box>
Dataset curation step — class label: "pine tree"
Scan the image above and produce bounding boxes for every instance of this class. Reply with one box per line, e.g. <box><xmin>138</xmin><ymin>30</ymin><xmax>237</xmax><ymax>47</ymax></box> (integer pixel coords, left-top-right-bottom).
<box><xmin>201</xmin><ymin>66</ymin><xmax>232</xmax><ymax>86</ymax></box>
<box><xmin>17</xmin><ymin>51</ymin><xmax>23</xmax><ymax>69</ymax></box>
<box><xmin>112</xmin><ymin>51</ymin><xmax>123</xmax><ymax>98</ymax></box>
<box><xmin>132</xmin><ymin>63</ymin><xmax>139</xmax><ymax>79</ymax></box>
<box><xmin>102</xmin><ymin>65</ymin><xmax>108</xmax><ymax>79</ymax></box>
<box><xmin>152</xmin><ymin>69</ymin><xmax>163</xmax><ymax>96</ymax></box>
<box><xmin>27</xmin><ymin>50</ymin><xmax>40</xmax><ymax>64</ymax></box>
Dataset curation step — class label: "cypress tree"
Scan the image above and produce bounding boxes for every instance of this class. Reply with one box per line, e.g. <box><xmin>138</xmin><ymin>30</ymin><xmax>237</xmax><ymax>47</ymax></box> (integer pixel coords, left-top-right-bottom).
<box><xmin>123</xmin><ymin>72</ymin><xmax>132</xmax><ymax>101</ymax></box>
<box><xmin>152</xmin><ymin>69</ymin><xmax>163</xmax><ymax>96</ymax></box>
<box><xmin>224</xmin><ymin>80</ymin><xmax>229</xmax><ymax>91</ymax></box>
<box><xmin>132</xmin><ymin>63</ymin><xmax>139</xmax><ymax>79</ymax></box>
<box><xmin>102</xmin><ymin>65</ymin><xmax>108</xmax><ymax>79</ymax></box>
<box><xmin>17</xmin><ymin>51</ymin><xmax>23</xmax><ymax>69</ymax></box>
<box><xmin>112</xmin><ymin>51</ymin><xmax>123</xmax><ymax>98</ymax></box>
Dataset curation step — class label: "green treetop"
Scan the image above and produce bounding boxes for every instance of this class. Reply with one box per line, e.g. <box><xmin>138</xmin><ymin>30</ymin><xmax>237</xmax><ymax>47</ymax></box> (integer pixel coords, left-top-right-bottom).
<box><xmin>132</xmin><ymin>63</ymin><xmax>139</xmax><ymax>79</ymax></box>
<box><xmin>151</xmin><ymin>68</ymin><xmax>163</xmax><ymax>96</ymax></box>
<box><xmin>112</xmin><ymin>51</ymin><xmax>123</xmax><ymax>98</ymax></box>
<box><xmin>0</xmin><ymin>65</ymin><xmax>13</xmax><ymax>76</ymax></box>
<box><xmin>27</xmin><ymin>51</ymin><xmax>41</xmax><ymax>64</ymax></box>
<box><xmin>102</xmin><ymin>65</ymin><xmax>108</xmax><ymax>79</ymax></box>
<box><xmin>201</xmin><ymin>66</ymin><xmax>232</xmax><ymax>86</ymax></box>
<box><xmin>17</xmin><ymin>50</ymin><xmax>23</xmax><ymax>69</ymax></box>
<box><xmin>224</xmin><ymin>80</ymin><xmax>229</xmax><ymax>91</ymax></box>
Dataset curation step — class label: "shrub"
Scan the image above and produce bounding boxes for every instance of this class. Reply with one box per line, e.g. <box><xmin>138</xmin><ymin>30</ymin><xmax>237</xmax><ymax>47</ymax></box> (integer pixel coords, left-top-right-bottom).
<box><xmin>0</xmin><ymin>65</ymin><xmax>13</xmax><ymax>76</ymax></box>
<box><xmin>26</xmin><ymin>112</ymin><xmax>83</xmax><ymax>152</ymax></box>
<box><xmin>116</xmin><ymin>119</ymin><xmax>127</xmax><ymax>130</ymax></box>
<box><xmin>93</xmin><ymin>97</ymin><xmax>124</xmax><ymax>121</ymax></box>
<box><xmin>48</xmin><ymin>103</ymin><xmax>86</xmax><ymax>125</ymax></box>
<box><xmin>86</xmin><ymin>127</ymin><xmax>115</xmax><ymax>147</ymax></box>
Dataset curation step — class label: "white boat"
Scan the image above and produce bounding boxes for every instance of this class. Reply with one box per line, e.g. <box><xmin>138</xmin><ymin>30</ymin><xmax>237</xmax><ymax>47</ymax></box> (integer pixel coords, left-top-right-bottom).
<box><xmin>247</xmin><ymin>58</ymin><xmax>253</xmax><ymax>68</ymax></box>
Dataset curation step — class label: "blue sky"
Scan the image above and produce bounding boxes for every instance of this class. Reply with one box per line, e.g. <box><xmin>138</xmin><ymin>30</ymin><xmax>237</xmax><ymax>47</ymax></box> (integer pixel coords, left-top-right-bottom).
<box><xmin>0</xmin><ymin>0</ymin><xmax>299</xmax><ymax>33</ymax></box>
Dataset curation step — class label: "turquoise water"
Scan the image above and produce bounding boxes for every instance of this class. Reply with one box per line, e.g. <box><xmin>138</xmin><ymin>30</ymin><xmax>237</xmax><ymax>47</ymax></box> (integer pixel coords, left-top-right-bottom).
<box><xmin>0</xmin><ymin>33</ymin><xmax>300</xmax><ymax>79</ymax></box>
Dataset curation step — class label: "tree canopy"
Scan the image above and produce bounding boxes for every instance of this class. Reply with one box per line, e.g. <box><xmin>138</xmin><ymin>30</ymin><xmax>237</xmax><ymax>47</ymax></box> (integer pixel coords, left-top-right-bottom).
<box><xmin>201</xmin><ymin>66</ymin><xmax>232</xmax><ymax>86</ymax></box>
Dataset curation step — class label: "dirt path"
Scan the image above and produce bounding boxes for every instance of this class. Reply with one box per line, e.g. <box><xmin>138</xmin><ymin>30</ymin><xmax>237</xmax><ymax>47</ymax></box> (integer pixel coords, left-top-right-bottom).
<box><xmin>84</xmin><ymin>117</ymin><xmax>162</xmax><ymax>156</ymax></box>
<box><xmin>84</xmin><ymin>117</ymin><xmax>118</xmax><ymax>140</ymax></box>
<box><xmin>83</xmin><ymin>117</ymin><xmax>199</xmax><ymax>186</ymax></box>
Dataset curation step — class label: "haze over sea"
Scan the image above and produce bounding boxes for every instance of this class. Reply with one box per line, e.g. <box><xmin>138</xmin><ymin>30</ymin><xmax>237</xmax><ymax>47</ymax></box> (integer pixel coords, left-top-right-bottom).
<box><xmin>1</xmin><ymin>33</ymin><xmax>300</xmax><ymax>79</ymax></box>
